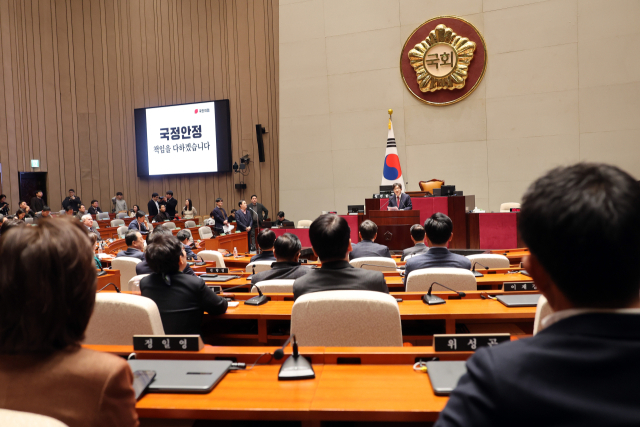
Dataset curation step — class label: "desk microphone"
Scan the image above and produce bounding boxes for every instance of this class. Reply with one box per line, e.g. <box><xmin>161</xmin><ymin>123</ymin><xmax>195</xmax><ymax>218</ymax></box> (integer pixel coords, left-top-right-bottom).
<box><xmin>274</xmin><ymin>334</ymin><xmax>294</xmax><ymax>360</ymax></box>
<box><xmin>471</xmin><ymin>261</ymin><xmax>490</xmax><ymax>277</ymax></box>
<box><xmin>244</xmin><ymin>284</ymin><xmax>268</xmax><ymax>306</ymax></box>
<box><xmin>98</xmin><ymin>282</ymin><xmax>120</xmax><ymax>293</ymax></box>
<box><xmin>97</xmin><ymin>263</ymin><xmax>107</xmax><ymax>277</ymax></box>
<box><xmin>274</xmin><ymin>334</ymin><xmax>315</xmax><ymax>380</ymax></box>
<box><xmin>193</xmin><ymin>254</ymin><xmax>207</xmax><ymax>266</ymax></box>
<box><xmin>423</xmin><ymin>281</ymin><xmax>466</xmax><ymax>305</ymax></box>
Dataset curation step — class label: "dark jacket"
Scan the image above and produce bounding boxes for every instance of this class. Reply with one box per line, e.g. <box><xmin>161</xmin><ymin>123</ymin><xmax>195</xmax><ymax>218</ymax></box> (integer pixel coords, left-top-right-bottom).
<box><xmin>250</xmin><ymin>250</ymin><xmax>276</xmax><ymax>263</ymax></box>
<box><xmin>435</xmin><ymin>313</ymin><xmax>640</xmax><ymax>427</ymax></box>
<box><xmin>401</xmin><ymin>242</ymin><xmax>429</xmax><ymax>261</ymax></box>
<box><xmin>147</xmin><ymin>200</ymin><xmax>159</xmax><ymax>217</ymax></box>
<box><xmin>115</xmin><ymin>247</ymin><xmax>145</xmax><ymax>261</ymax></box>
<box><xmin>86</xmin><ymin>225</ymin><xmax>102</xmax><ymax>242</ymax></box>
<box><xmin>212</xmin><ymin>207</ymin><xmax>227</xmax><ymax>232</ymax></box>
<box><xmin>140</xmin><ymin>272</ymin><xmax>228</xmax><ymax>335</ymax></box>
<box><xmin>235</xmin><ymin>209</ymin><xmax>253</xmax><ymax>232</ymax></box>
<box><xmin>403</xmin><ymin>246</ymin><xmax>472</xmax><ymax>285</ymax></box>
<box><xmin>164</xmin><ymin>197</ymin><xmax>178</xmax><ymax>219</ymax></box>
<box><xmin>62</xmin><ymin>196</ymin><xmax>82</xmax><ymax>212</ymax></box>
<box><xmin>293</xmin><ymin>260</ymin><xmax>388</xmax><ymax>300</ymax></box>
<box><xmin>128</xmin><ymin>219</ymin><xmax>149</xmax><ymax>234</ymax></box>
<box><xmin>349</xmin><ymin>240</ymin><xmax>392</xmax><ymax>260</ymax></box>
<box><xmin>153</xmin><ymin>211</ymin><xmax>170</xmax><ymax>223</ymax></box>
<box><xmin>248</xmin><ymin>202</ymin><xmax>268</xmax><ymax>224</ymax></box>
<box><xmin>250</xmin><ymin>261</ymin><xmax>311</xmax><ymax>285</ymax></box>
<box><xmin>137</xmin><ymin>261</ymin><xmax>196</xmax><ymax>277</ymax></box>
<box><xmin>388</xmin><ymin>193</ymin><xmax>412</xmax><ymax>210</ymax></box>
<box><xmin>30</xmin><ymin>197</ymin><xmax>44</xmax><ymax>213</ymax></box>
<box><xmin>88</xmin><ymin>206</ymin><xmax>102</xmax><ymax>215</ymax></box>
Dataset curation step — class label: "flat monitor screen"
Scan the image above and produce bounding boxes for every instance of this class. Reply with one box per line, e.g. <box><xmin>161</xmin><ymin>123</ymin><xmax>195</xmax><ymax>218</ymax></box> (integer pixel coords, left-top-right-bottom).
<box><xmin>134</xmin><ymin>100</ymin><xmax>232</xmax><ymax>177</ymax></box>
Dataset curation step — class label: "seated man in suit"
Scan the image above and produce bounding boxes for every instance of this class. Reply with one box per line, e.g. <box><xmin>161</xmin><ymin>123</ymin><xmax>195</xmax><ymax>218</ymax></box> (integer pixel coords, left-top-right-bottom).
<box><xmin>88</xmin><ymin>199</ymin><xmax>102</xmax><ymax>215</ymax></box>
<box><xmin>35</xmin><ymin>206</ymin><xmax>52</xmax><ymax>222</ymax></box>
<box><xmin>176</xmin><ymin>229</ymin><xmax>197</xmax><ymax>260</ymax></box>
<box><xmin>349</xmin><ymin>220</ymin><xmax>392</xmax><ymax>260</ymax></box>
<box><xmin>403</xmin><ymin>212</ymin><xmax>470</xmax><ymax>286</ymax></box>
<box><xmin>250</xmin><ymin>229</ymin><xmax>277</xmax><ymax>263</ymax></box>
<box><xmin>251</xmin><ymin>233</ymin><xmax>310</xmax><ymax>285</ymax></box>
<box><xmin>274</xmin><ymin>211</ymin><xmax>288</xmax><ymax>227</ymax></box>
<box><xmin>128</xmin><ymin>210</ymin><xmax>149</xmax><ymax>234</ymax></box>
<box><xmin>81</xmin><ymin>214</ymin><xmax>101</xmax><ymax>241</ymax></box>
<box><xmin>293</xmin><ymin>214</ymin><xmax>388</xmax><ymax>300</ymax></box>
<box><xmin>387</xmin><ymin>182</ymin><xmax>412</xmax><ymax>210</ymax></box>
<box><xmin>401</xmin><ymin>224</ymin><xmax>429</xmax><ymax>261</ymax></box>
<box><xmin>436</xmin><ymin>163</ymin><xmax>640</xmax><ymax>427</ymax></box>
<box><xmin>140</xmin><ymin>233</ymin><xmax>227</xmax><ymax>335</ymax></box>
<box><xmin>116</xmin><ymin>230</ymin><xmax>145</xmax><ymax>261</ymax></box>
<box><xmin>137</xmin><ymin>225</ymin><xmax>196</xmax><ymax>276</ymax></box>
<box><xmin>153</xmin><ymin>204</ymin><xmax>170</xmax><ymax>223</ymax></box>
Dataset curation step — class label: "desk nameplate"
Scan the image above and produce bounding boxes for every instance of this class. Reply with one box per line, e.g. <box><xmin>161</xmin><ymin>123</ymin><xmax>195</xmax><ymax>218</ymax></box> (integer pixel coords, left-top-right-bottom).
<box><xmin>504</xmin><ymin>281</ymin><xmax>536</xmax><ymax>292</ymax></box>
<box><xmin>434</xmin><ymin>333</ymin><xmax>510</xmax><ymax>352</ymax></box>
<box><xmin>133</xmin><ymin>335</ymin><xmax>204</xmax><ymax>352</ymax></box>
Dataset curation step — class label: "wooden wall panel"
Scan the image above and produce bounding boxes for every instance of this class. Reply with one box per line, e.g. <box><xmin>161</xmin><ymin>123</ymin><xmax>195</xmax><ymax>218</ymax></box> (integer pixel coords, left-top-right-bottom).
<box><xmin>0</xmin><ymin>0</ymin><xmax>278</xmax><ymax>218</ymax></box>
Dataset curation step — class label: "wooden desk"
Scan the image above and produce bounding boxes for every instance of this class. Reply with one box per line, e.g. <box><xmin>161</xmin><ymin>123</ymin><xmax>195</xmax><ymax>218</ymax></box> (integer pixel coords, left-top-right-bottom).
<box><xmin>202</xmin><ymin>231</ymin><xmax>249</xmax><ymax>254</ymax></box>
<box><xmin>96</xmin><ymin>217</ymin><xmax>134</xmax><ymax>229</ymax></box>
<box><xmin>96</xmin><ymin>269</ymin><xmax>121</xmax><ymax>291</ymax></box>
<box><xmin>466</xmin><ymin>212</ymin><xmax>525</xmax><ymax>249</ymax></box>
<box><xmin>368</xmin><ymin>210</ymin><xmax>420</xmax><ymax>250</ymax></box>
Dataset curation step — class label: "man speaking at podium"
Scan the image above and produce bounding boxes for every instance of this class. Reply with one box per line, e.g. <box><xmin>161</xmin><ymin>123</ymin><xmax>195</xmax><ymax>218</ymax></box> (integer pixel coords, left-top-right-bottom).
<box><xmin>388</xmin><ymin>182</ymin><xmax>412</xmax><ymax>210</ymax></box>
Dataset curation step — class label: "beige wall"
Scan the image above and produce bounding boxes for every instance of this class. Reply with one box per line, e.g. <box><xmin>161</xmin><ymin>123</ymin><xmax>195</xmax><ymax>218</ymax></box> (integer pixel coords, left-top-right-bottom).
<box><xmin>0</xmin><ymin>0</ymin><xmax>279</xmax><ymax>217</ymax></box>
<box><xmin>279</xmin><ymin>0</ymin><xmax>640</xmax><ymax>224</ymax></box>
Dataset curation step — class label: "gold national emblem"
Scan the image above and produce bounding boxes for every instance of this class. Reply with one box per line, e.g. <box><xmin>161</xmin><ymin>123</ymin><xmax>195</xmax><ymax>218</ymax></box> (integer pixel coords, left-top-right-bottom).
<box><xmin>408</xmin><ymin>24</ymin><xmax>476</xmax><ymax>92</ymax></box>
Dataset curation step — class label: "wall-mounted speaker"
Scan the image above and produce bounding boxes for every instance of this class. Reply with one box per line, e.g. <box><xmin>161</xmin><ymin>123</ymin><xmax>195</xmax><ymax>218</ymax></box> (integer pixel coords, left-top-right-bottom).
<box><xmin>235</xmin><ymin>183</ymin><xmax>247</xmax><ymax>190</ymax></box>
<box><xmin>255</xmin><ymin>124</ymin><xmax>266</xmax><ymax>163</ymax></box>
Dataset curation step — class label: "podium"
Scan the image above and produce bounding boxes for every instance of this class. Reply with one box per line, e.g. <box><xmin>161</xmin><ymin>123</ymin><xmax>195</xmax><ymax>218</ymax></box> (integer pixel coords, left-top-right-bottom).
<box><xmin>203</xmin><ymin>232</ymin><xmax>249</xmax><ymax>253</ymax></box>
<box><xmin>368</xmin><ymin>210</ymin><xmax>419</xmax><ymax>250</ymax></box>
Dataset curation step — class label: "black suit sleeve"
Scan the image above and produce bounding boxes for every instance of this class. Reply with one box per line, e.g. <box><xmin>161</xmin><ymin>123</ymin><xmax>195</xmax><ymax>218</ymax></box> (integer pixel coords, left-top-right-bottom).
<box><xmin>433</xmin><ymin>348</ymin><xmax>499</xmax><ymax>427</ymax></box>
<box><xmin>384</xmin><ymin>246</ymin><xmax>391</xmax><ymax>258</ymax></box>
<box><xmin>404</xmin><ymin>195</ymin><xmax>412</xmax><ymax>210</ymax></box>
<box><xmin>379</xmin><ymin>273</ymin><xmax>389</xmax><ymax>293</ymax></box>
<box><xmin>261</xmin><ymin>204</ymin><xmax>268</xmax><ymax>220</ymax></box>
<box><xmin>197</xmin><ymin>278</ymin><xmax>228</xmax><ymax>315</ymax></box>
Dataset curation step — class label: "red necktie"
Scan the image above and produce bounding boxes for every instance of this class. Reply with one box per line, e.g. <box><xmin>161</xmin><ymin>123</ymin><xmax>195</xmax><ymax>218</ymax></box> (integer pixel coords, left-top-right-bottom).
<box><xmin>397</xmin><ymin>196</ymin><xmax>400</xmax><ymax>207</ymax></box>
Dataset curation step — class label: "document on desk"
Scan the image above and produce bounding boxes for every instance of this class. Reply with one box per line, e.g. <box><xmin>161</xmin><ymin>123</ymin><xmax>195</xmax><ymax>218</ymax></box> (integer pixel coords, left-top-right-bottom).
<box><xmin>387</xmin><ymin>206</ymin><xmax>399</xmax><ymax>211</ymax></box>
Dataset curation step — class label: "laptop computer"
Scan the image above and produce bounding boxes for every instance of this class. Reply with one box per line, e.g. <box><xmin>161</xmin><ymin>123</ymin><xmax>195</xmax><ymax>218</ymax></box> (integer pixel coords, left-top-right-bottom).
<box><xmin>426</xmin><ymin>361</ymin><xmax>467</xmax><ymax>396</ymax></box>
<box><xmin>203</xmin><ymin>275</ymin><xmax>240</xmax><ymax>282</ymax></box>
<box><xmin>127</xmin><ymin>360</ymin><xmax>232</xmax><ymax>394</ymax></box>
<box><xmin>496</xmin><ymin>294</ymin><xmax>541</xmax><ymax>307</ymax></box>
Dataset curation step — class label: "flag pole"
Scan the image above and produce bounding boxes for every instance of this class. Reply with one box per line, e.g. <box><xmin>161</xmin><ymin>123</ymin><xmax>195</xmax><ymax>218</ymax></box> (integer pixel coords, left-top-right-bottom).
<box><xmin>388</xmin><ymin>109</ymin><xmax>393</xmax><ymax>130</ymax></box>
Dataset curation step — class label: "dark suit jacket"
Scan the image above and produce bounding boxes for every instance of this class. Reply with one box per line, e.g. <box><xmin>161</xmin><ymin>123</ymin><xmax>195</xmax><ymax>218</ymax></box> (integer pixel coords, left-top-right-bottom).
<box><xmin>147</xmin><ymin>200</ymin><xmax>159</xmax><ymax>217</ymax></box>
<box><xmin>62</xmin><ymin>196</ymin><xmax>82</xmax><ymax>212</ymax></box>
<box><xmin>30</xmin><ymin>197</ymin><xmax>44</xmax><ymax>213</ymax></box>
<box><xmin>165</xmin><ymin>197</ymin><xmax>178</xmax><ymax>218</ymax></box>
<box><xmin>251</xmin><ymin>261</ymin><xmax>310</xmax><ymax>284</ymax></box>
<box><xmin>0</xmin><ymin>348</ymin><xmax>138</xmax><ymax>427</ymax></box>
<box><xmin>116</xmin><ymin>247</ymin><xmax>145</xmax><ymax>261</ymax></box>
<box><xmin>88</xmin><ymin>206</ymin><xmax>102</xmax><ymax>215</ymax></box>
<box><xmin>293</xmin><ymin>260</ymin><xmax>389</xmax><ymax>300</ymax></box>
<box><xmin>235</xmin><ymin>209</ymin><xmax>253</xmax><ymax>231</ymax></box>
<box><xmin>128</xmin><ymin>219</ymin><xmax>149</xmax><ymax>234</ymax></box>
<box><xmin>349</xmin><ymin>240</ymin><xmax>392</xmax><ymax>260</ymax></box>
<box><xmin>248</xmin><ymin>202</ymin><xmax>268</xmax><ymax>224</ymax></box>
<box><xmin>401</xmin><ymin>242</ymin><xmax>429</xmax><ymax>261</ymax></box>
<box><xmin>250</xmin><ymin>250</ymin><xmax>276</xmax><ymax>263</ymax></box>
<box><xmin>387</xmin><ymin>193</ymin><xmax>412</xmax><ymax>210</ymax></box>
<box><xmin>435</xmin><ymin>313</ymin><xmax>640</xmax><ymax>427</ymax></box>
<box><xmin>136</xmin><ymin>261</ymin><xmax>196</xmax><ymax>277</ymax></box>
<box><xmin>140</xmin><ymin>272</ymin><xmax>228</xmax><ymax>335</ymax></box>
<box><xmin>86</xmin><ymin>225</ymin><xmax>102</xmax><ymax>241</ymax></box>
<box><xmin>153</xmin><ymin>212</ymin><xmax>170</xmax><ymax>223</ymax></box>
<box><xmin>212</xmin><ymin>207</ymin><xmax>227</xmax><ymax>232</ymax></box>
<box><xmin>403</xmin><ymin>246</ymin><xmax>470</xmax><ymax>285</ymax></box>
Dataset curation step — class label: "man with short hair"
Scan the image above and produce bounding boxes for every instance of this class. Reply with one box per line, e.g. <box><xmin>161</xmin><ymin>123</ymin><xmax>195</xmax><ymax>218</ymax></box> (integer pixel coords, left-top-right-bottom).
<box><xmin>435</xmin><ymin>163</ymin><xmax>640</xmax><ymax>427</ymax></box>
<box><xmin>403</xmin><ymin>212</ymin><xmax>471</xmax><ymax>286</ymax></box>
<box><xmin>116</xmin><ymin>230</ymin><xmax>145</xmax><ymax>261</ymax></box>
<box><xmin>387</xmin><ymin>182</ymin><xmax>412</xmax><ymax>210</ymax></box>
<box><xmin>36</xmin><ymin>206</ymin><xmax>51</xmax><ymax>222</ymax></box>
<box><xmin>401</xmin><ymin>224</ymin><xmax>429</xmax><ymax>261</ymax></box>
<box><xmin>88</xmin><ymin>200</ymin><xmax>102</xmax><ymax>215</ymax></box>
<box><xmin>274</xmin><ymin>211</ymin><xmax>288</xmax><ymax>227</ymax></box>
<box><xmin>29</xmin><ymin>190</ymin><xmax>45</xmax><ymax>213</ymax></box>
<box><xmin>164</xmin><ymin>191</ymin><xmax>177</xmax><ymax>219</ymax></box>
<box><xmin>250</xmin><ymin>229</ymin><xmax>277</xmax><ymax>263</ymax></box>
<box><xmin>147</xmin><ymin>193</ymin><xmax>160</xmax><ymax>217</ymax></box>
<box><xmin>248</xmin><ymin>195</ymin><xmax>268</xmax><ymax>225</ymax></box>
<box><xmin>62</xmin><ymin>189</ymin><xmax>81</xmax><ymax>213</ymax></box>
<box><xmin>64</xmin><ymin>206</ymin><xmax>75</xmax><ymax>216</ymax></box>
<box><xmin>75</xmin><ymin>204</ymin><xmax>88</xmax><ymax>220</ymax></box>
<box><xmin>19</xmin><ymin>201</ymin><xmax>35</xmax><ymax>219</ymax></box>
<box><xmin>153</xmin><ymin>204</ymin><xmax>170</xmax><ymax>223</ymax></box>
<box><xmin>176</xmin><ymin>230</ymin><xmax>196</xmax><ymax>260</ymax></box>
<box><xmin>211</xmin><ymin>198</ymin><xmax>228</xmax><ymax>234</ymax></box>
<box><xmin>236</xmin><ymin>200</ymin><xmax>254</xmax><ymax>251</ymax></box>
<box><xmin>349</xmin><ymin>220</ymin><xmax>392</xmax><ymax>260</ymax></box>
<box><xmin>251</xmin><ymin>233</ymin><xmax>310</xmax><ymax>285</ymax></box>
<box><xmin>136</xmin><ymin>225</ymin><xmax>196</xmax><ymax>276</ymax></box>
<box><xmin>81</xmin><ymin>214</ymin><xmax>101</xmax><ymax>241</ymax></box>
<box><xmin>128</xmin><ymin>211</ymin><xmax>149</xmax><ymax>234</ymax></box>
<box><xmin>293</xmin><ymin>214</ymin><xmax>388</xmax><ymax>300</ymax></box>
<box><xmin>111</xmin><ymin>192</ymin><xmax>128</xmax><ymax>213</ymax></box>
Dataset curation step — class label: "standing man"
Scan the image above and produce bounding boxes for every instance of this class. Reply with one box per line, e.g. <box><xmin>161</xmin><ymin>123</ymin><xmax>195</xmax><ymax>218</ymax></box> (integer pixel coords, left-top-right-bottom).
<box><xmin>164</xmin><ymin>191</ymin><xmax>177</xmax><ymax>219</ymax></box>
<box><xmin>147</xmin><ymin>193</ymin><xmax>160</xmax><ymax>218</ymax></box>
<box><xmin>128</xmin><ymin>211</ymin><xmax>150</xmax><ymax>234</ymax></box>
<box><xmin>235</xmin><ymin>200</ymin><xmax>254</xmax><ymax>251</ymax></box>
<box><xmin>248</xmin><ymin>195</ymin><xmax>268</xmax><ymax>225</ymax></box>
<box><xmin>88</xmin><ymin>200</ymin><xmax>102</xmax><ymax>215</ymax></box>
<box><xmin>111</xmin><ymin>192</ymin><xmax>128</xmax><ymax>213</ymax></box>
<box><xmin>211</xmin><ymin>198</ymin><xmax>228</xmax><ymax>234</ymax></box>
<box><xmin>387</xmin><ymin>182</ymin><xmax>412</xmax><ymax>210</ymax></box>
<box><xmin>62</xmin><ymin>189</ymin><xmax>81</xmax><ymax>213</ymax></box>
<box><xmin>30</xmin><ymin>190</ymin><xmax>45</xmax><ymax>213</ymax></box>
